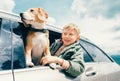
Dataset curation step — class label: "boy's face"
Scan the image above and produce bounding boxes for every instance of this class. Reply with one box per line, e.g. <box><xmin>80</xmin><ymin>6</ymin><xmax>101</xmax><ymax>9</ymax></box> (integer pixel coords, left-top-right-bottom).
<box><xmin>62</xmin><ymin>29</ymin><xmax>80</xmax><ymax>46</ymax></box>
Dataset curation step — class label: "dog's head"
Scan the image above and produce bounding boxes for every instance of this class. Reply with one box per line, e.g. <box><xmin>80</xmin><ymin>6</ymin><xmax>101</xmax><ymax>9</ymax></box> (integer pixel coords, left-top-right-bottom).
<box><xmin>20</xmin><ymin>7</ymin><xmax>48</xmax><ymax>28</ymax></box>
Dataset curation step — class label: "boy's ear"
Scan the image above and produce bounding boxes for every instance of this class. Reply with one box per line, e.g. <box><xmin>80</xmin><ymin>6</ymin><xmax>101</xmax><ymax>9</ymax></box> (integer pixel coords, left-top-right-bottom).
<box><xmin>77</xmin><ymin>35</ymin><xmax>80</xmax><ymax>41</ymax></box>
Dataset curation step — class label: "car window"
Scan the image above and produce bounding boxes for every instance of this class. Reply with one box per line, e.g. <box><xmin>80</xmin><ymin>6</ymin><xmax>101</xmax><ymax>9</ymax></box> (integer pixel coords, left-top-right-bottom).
<box><xmin>81</xmin><ymin>46</ymin><xmax>94</xmax><ymax>62</ymax></box>
<box><xmin>48</xmin><ymin>30</ymin><xmax>94</xmax><ymax>63</ymax></box>
<box><xmin>80</xmin><ymin>39</ymin><xmax>112</xmax><ymax>62</ymax></box>
<box><xmin>0</xmin><ymin>18</ymin><xmax>26</xmax><ymax>70</ymax></box>
<box><xmin>0</xmin><ymin>18</ymin><xmax>12</xmax><ymax>70</ymax></box>
<box><xmin>1</xmin><ymin>21</ymin><xmax>62</xmax><ymax>69</ymax></box>
<box><xmin>11</xmin><ymin>21</ymin><xmax>26</xmax><ymax>69</ymax></box>
<box><xmin>49</xmin><ymin>30</ymin><xmax>61</xmax><ymax>45</ymax></box>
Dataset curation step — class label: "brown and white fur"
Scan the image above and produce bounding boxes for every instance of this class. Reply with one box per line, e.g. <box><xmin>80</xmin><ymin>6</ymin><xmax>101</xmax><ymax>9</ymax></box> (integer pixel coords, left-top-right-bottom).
<box><xmin>20</xmin><ymin>8</ymin><xmax>51</xmax><ymax>67</ymax></box>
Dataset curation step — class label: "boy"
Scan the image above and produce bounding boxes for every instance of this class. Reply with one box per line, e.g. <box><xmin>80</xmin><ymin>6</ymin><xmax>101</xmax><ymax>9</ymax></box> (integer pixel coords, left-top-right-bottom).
<box><xmin>41</xmin><ymin>23</ymin><xmax>85</xmax><ymax>77</ymax></box>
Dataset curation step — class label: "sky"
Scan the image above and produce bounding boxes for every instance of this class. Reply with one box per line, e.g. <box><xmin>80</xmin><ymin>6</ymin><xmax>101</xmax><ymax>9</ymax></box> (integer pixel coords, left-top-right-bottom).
<box><xmin>0</xmin><ymin>0</ymin><xmax>120</xmax><ymax>55</ymax></box>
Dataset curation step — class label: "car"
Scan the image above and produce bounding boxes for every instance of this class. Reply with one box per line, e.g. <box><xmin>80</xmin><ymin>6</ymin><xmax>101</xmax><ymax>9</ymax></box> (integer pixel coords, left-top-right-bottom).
<box><xmin>0</xmin><ymin>10</ymin><xmax>120</xmax><ymax>81</ymax></box>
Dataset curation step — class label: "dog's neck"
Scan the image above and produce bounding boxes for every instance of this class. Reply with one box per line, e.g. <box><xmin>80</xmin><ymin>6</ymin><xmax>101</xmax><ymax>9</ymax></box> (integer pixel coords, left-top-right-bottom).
<box><xmin>30</xmin><ymin>21</ymin><xmax>46</xmax><ymax>29</ymax></box>
<box><xmin>29</xmin><ymin>27</ymin><xmax>48</xmax><ymax>33</ymax></box>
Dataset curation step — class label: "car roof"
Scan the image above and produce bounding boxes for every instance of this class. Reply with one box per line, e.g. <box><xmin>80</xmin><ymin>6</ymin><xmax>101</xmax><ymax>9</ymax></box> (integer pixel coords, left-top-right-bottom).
<box><xmin>0</xmin><ymin>10</ymin><xmax>62</xmax><ymax>33</ymax></box>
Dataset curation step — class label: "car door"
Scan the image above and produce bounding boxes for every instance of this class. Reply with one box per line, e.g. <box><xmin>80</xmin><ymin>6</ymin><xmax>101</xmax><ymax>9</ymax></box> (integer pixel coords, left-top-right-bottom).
<box><xmin>0</xmin><ymin>18</ymin><xmax>13</xmax><ymax>81</ymax></box>
<box><xmin>83</xmin><ymin>61</ymin><xmax>120</xmax><ymax>81</ymax></box>
<box><xmin>79</xmin><ymin>57</ymin><xmax>107</xmax><ymax>81</ymax></box>
<box><xmin>81</xmin><ymin>63</ymin><xmax>109</xmax><ymax>81</ymax></box>
<box><xmin>106</xmin><ymin>63</ymin><xmax>120</xmax><ymax>81</ymax></box>
<box><xmin>79</xmin><ymin>39</ymin><xmax>120</xmax><ymax>81</ymax></box>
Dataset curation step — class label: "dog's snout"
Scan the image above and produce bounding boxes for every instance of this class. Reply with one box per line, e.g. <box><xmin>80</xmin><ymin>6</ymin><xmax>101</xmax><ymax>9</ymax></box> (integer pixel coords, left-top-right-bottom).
<box><xmin>20</xmin><ymin>13</ymin><xmax>23</xmax><ymax>17</ymax></box>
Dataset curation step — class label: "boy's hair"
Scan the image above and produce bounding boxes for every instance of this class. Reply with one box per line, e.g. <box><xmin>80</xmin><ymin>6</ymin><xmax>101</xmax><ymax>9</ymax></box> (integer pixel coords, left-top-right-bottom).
<box><xmin>63</xmin><ymin>23</ymin><xmax>80</xmax><ymax>35</ymax></box>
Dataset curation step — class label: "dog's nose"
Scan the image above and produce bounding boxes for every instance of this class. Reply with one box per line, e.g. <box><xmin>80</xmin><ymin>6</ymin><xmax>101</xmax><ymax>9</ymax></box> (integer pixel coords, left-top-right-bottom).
<box><xmin>20</xmin><ymin>13</ymin><xmax>23</xmax><ymax>17</ymax></box>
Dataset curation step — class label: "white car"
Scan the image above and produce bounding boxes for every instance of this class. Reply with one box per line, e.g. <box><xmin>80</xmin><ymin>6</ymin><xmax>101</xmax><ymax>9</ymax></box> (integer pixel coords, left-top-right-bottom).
<box><xmin>0</xmin><ymin>10</ymin><xmax>120</xmax><ymax>81</ymax></box>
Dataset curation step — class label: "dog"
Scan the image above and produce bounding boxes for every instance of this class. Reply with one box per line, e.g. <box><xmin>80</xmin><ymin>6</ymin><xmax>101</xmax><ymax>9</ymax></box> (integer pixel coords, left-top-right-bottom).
<box><xmin>20</xmin><ymin>7</ymin><xmax>51</xmax><ymax>67</ymax></box>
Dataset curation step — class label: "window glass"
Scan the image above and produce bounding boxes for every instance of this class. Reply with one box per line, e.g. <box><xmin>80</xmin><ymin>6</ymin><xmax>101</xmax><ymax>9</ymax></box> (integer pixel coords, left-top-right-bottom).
<box><xmin>0</xmin><ymin>18</ymin><xmax>26</xmax><ymax>70</ymax></box>
<box><xmin>0</xmin><ymin>18</ymin><xmax>12</xmax><ymax>70</ymax></box>
<box><xmin>82</xmin><ymin>48</ymin><xmax>93</xmax><ymax>62</ymax></box>
<box><xmin>80</xmin><ymin>40</ymin><xmax>112</xmax><ymax>62</ymax></box>
<box><xmin>11</xmin><ymin>21</ymin><xmax>26</xmax><ymax>69</ymax></box>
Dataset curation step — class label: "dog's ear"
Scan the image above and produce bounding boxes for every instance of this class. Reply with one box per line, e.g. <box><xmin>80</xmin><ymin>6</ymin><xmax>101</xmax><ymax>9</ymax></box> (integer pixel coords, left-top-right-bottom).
<box><xmin>45</xmin><ymin>12</ymin><xmax>48</xmax><ymax>19</ymax></box>
<box><xmin>38</xmin><ymin>8</ymin><xmax>48</xmax><ymax>19</ymax></box>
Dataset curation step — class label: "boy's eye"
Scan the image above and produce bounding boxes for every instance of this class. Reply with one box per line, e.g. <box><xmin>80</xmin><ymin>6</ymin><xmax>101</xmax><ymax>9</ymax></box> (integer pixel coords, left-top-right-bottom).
<box><xmin>69</xmin><ymin>33</ymin><xmax>73</xmax><ymax>36</ymax></box>
<box><xmin>63</xmin><ymin>32</ymin><xmax>67</xmax><ymax>35</ymax></box>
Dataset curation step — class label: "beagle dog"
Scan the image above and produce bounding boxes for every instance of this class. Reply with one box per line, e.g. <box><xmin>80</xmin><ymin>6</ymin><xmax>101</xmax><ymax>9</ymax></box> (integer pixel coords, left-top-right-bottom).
<box><xmin>20</xmin><ymin>8</ymin><xmax>51</xmax><ymax>67</ymax></box>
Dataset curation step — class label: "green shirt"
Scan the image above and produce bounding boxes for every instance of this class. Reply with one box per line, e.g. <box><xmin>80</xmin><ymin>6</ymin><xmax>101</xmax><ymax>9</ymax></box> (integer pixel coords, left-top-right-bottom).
<box><xmin>50</xmin><ymin>39</ymin><xmax>85</xmax><ymax>77</ymax></box>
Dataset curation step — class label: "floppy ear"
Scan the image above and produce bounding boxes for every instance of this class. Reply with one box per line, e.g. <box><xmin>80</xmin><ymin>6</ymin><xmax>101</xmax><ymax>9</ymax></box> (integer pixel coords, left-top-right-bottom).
<box><xmin>38</xmin><ymin>8</ymin><xmax>42</xmax><ymax>13</ymax></box>
<box><xmin>45</xmin><ymin>12</ymin><xmax>48</xmax><ymax>19</ymax></box>
<box><xmin>38</xmin><ymin>8</ymin><xmax>48</xmax><ymax>19</ymax></box>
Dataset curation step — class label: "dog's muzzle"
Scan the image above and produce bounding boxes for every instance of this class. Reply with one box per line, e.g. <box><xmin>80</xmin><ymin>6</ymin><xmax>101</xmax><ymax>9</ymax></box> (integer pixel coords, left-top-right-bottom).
<box><xmin>20</xmin><ymin>13</ymin><xmax>24</xmax><ymax>18</ymax></box>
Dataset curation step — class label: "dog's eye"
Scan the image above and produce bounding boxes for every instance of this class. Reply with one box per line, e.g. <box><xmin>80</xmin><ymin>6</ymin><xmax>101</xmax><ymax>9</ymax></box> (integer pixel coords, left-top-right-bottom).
<box><xmin>30</xmin><ymin>9</ymin><xmax>34</xmax><ymax>12</ymax></box>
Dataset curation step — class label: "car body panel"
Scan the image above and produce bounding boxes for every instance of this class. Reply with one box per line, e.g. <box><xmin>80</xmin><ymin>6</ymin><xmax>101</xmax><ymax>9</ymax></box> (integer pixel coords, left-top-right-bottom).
<box><xmin>14</xmin><ymin>67</ymin><xmax>73</xmax><ymax>81</ymax></box>
<box><xmin>81</xmin><ymin>62</ymin><xmax>120</xmax><ymax>81</ymax></box>
<box><xmin>0</xmin><ymin>70</ymin><xmax>13</xmax><ymax>81</ymax></box>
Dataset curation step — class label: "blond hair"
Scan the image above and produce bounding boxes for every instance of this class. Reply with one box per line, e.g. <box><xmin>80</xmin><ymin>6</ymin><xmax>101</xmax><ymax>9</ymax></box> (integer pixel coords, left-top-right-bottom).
<box><xmin>63</xmin><ymin>23</ymin><xmax>80</xmax><ymax>35</ymax></box>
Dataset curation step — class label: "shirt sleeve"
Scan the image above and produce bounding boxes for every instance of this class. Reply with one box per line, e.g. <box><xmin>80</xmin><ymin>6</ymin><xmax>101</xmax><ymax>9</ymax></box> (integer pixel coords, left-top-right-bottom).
<box><xmin>65</xmin><ymin>47</ymin><xmax>85</xmax><ymax>77</ymax></box>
